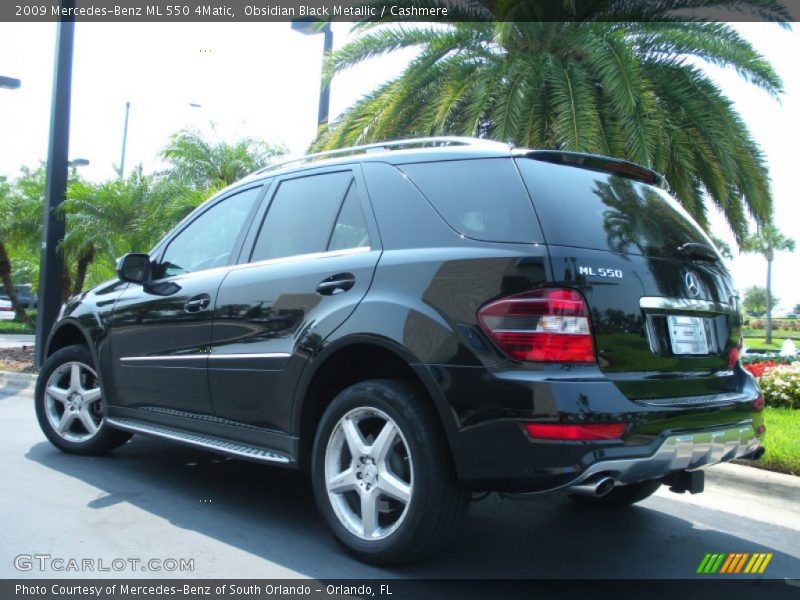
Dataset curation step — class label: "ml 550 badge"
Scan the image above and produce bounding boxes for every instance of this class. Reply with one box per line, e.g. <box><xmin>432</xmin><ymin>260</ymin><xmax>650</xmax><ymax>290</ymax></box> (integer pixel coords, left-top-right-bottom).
<box><xmin>578</xmin><ymin>266</ymin><xmax>623</xmax><ymax>279</ymax></box>
<box><xmin>697</xmin><ymin>552</ymin><xmax>773</xmax><ymax>574</ymax></box>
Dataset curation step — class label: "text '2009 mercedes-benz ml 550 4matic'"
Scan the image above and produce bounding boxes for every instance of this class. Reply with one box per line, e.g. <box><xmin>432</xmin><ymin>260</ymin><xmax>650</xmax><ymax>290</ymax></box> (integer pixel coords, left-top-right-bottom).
<box><xmin>35</xmin><ymin>137</ymin><xmax>764</xmax><ymax>564</ymax></box>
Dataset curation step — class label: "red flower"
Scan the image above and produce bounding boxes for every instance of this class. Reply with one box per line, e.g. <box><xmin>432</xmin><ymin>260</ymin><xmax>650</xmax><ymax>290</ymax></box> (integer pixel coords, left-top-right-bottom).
<box><xmin>744</xmin><ymin>361</ymin><xmax>778</xmax><ymax>379</ymax></box>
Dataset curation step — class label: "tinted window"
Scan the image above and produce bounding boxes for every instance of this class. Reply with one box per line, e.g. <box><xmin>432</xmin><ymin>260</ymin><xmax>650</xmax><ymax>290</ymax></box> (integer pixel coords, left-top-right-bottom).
<box><xmin>398</xmin><ymin>158</ymin><xmax>542</xmax><ymax>243</ymax></box>
<box><xmin>251</xmin><ymin>171</ymin><xmax>352</xmax><ymax>261</ymax></box>
<box><xmin>515</xmin><ymin>158</ymin><xmax>711</xmax><ymax>257</ymax></box>
<box><xmin>328</xmin><ymin>182</ymin><xmax>370</xmax><ymax>251</ymax></box>
<box><xmin>159</xmin><ymin>186</ymin><xmax>261</xmax><ymax>278</ymax></box>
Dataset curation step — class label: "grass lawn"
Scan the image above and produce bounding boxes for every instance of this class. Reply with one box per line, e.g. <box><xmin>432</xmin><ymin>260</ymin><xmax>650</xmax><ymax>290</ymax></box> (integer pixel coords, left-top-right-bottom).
<box><xmin>739</xmin><ymin>408</ymin><xmax>800</xmax><ymax>476</ymax></box>
<box><xmin>0</xmin><ymin>321</ymin><xmax>34</xmax><ymax>334</ymax></box>
<box><xmin>743</xmin><ymin>337</ymin><xmax>787</xmax><ymax>351</ymax></box>
<box><xmin>742</xmin><ymin>328</ymin><xmax>797</xmax><ymax>339</ymax></box>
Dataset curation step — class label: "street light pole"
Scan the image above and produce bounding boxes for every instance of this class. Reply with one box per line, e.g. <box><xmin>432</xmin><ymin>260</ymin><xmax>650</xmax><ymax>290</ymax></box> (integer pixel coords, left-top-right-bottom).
<box><xmin>35</xmin><ymin>2</ymin><xmax>75</xmax><ymax>367</ymax></box>
<box><xmin>118</xmin><ymin>100</ymin><xmax>130</xmax><ymax>179</ymax></box>
<box><xmin>291</xmin><ymin>20</ymin><xmax>333</xmax><ymax>126</ymax></box>
<box><xmin>318</xmin><ymin>24</ymin><xmax>333</xmax><ymax>125</ymax></box>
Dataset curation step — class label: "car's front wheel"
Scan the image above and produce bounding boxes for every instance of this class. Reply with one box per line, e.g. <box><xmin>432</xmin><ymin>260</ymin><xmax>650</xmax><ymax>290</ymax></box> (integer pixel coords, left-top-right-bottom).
<box><xmin>35</xmin><ymin>344</ymin><xmax>131</xmax><ymax>454</ymax></box>
<box><xmin>311</xmin><ymin>379</ymin><xmax>469</xmax><ymax>565</ymax></box>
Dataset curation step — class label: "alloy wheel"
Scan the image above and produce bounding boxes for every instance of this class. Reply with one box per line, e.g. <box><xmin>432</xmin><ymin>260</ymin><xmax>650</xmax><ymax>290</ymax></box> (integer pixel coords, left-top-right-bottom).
<box><xmin>44</xmin><ymin>361</ymin><xmax>104</xmax><ymax>442</ymax></box>
<box><xmin>324</xmin><ymin>407</ymin><xmax>414</xmax><ymax>541</ymax></box>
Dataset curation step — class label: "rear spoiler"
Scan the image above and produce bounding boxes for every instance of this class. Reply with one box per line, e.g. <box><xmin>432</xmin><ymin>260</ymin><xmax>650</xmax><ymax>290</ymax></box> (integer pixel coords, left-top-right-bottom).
<box><xmin>519</xmin><ymin>150</ymin><xmax>665</xmax><ymax>188</ymax></box>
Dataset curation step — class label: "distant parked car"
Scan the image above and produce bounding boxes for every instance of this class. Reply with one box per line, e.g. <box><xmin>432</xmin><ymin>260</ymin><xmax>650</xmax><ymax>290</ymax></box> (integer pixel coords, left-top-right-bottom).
<box><xmin>0</xmin><ymin>296</ymin><xmax>15</xmax><ymax>321</ymax></box>
<box><xmin>14</xmin><ymin>284</ymin><xmax>37</xmax><ymax>309</ymax></box>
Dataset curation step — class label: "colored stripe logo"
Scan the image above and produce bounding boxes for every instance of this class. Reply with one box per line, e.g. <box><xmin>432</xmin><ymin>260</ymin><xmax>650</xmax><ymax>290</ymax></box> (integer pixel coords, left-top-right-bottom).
<box><xmin>697</xmin><ymin>553</ymin><xmax>773</xmax><ymax>574</ymax></box>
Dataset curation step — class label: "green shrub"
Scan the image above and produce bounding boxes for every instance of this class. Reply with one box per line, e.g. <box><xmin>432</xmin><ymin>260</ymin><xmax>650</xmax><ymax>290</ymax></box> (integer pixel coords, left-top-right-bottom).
<box><xmin>742</xmin><ymin>354</ymin><xmax>798</xmax><ymax>366</ymax></box>
<box><xmin>758</xmin><ymin>363</ymin><xmax>800</xmax><ymax>409</ymax></box>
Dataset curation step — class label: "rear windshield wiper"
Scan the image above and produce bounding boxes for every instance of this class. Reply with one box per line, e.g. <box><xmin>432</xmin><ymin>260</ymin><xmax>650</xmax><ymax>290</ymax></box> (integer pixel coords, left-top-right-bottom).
<box><xmin>676</xmin><ymin>242</ymin><xmax>719</xmax><ymax>261</ymax></box>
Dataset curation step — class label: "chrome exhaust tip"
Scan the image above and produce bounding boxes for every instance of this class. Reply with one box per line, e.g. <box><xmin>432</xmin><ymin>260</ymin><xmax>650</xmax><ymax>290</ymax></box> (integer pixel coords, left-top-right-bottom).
<box><xmin>568</xmin><ymin>476</ymin><xmax>616</xmax><ymax>498</ymax></box>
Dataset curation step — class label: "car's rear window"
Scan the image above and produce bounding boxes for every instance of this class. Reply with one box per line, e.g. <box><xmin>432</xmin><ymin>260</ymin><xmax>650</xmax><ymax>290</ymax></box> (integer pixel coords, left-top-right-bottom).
<box><xmin>515</xmin><ymin>158</ymin><xmax>712</xmax><ymax>257</ymax></box>
<box><xmin>398</xmin><ymin>158</ymin><xmax>543</xmax><ymax>243</ymax></box>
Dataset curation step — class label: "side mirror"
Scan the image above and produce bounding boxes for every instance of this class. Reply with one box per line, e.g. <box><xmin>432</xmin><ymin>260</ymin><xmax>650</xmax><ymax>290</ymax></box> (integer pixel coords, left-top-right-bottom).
<box><xmin>116</xmin><ymin>253</ymin><xmax>151</xmax><ymax>284</ymax></box>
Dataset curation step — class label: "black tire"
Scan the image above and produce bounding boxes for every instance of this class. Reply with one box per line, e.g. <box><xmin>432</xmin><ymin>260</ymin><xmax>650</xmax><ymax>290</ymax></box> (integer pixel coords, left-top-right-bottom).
<box><xmin>35</xmin><ymin>344</ymin><xmax>132</xmax><ymax>455</ymax></box>
<box><xmin>569</xmin><ymin>479</ymin><xmax>662</xmax><ymax>508</ymax></box>
<box><xmin>311</xmin><ymin>379</ymin><xmax>469</xmax><ymax>565</ymax></box>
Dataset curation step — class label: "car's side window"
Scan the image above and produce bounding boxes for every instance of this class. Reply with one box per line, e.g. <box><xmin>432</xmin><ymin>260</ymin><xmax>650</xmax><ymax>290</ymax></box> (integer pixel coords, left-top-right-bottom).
<box><xmin>250</xmin><ymin>171</ymin><xmax>354</xmax><ymax>262</ymax></box>
<box><xmin>327</xmin><ymin>181</ymin><xmax>370</xmax><ymax>252</ymax></box>
<box><xmin>157</xmin><ymin>186</ymin><xmax>261</xmax><ymax>279</ymax></box>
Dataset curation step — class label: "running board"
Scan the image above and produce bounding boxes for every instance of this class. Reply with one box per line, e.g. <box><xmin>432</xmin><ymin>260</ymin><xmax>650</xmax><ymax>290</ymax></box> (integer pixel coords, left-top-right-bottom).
<box><xmin>106</xmin><ymin>417</ymin><xmax>292</xmax><ymax>465</ymax></box>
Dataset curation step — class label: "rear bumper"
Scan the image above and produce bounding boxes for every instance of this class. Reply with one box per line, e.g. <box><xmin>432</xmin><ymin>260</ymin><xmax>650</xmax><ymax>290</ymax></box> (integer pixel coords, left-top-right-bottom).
<box><xmin>565</xmin><ymin>422</ymin><xmax>760</xmax><ymax>489</ymax></box>
<box><xmin>426</xmin><ymin>362</ymin><xmax>764</xmax><ymax>492</ymax></box>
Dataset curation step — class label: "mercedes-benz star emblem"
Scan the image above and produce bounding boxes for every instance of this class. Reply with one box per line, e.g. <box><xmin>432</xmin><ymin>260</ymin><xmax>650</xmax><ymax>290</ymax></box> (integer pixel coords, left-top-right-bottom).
<box><xmin>685</xmin><ymin>271</ymin><xmax>701</xmax><ymax>298</ymax></box>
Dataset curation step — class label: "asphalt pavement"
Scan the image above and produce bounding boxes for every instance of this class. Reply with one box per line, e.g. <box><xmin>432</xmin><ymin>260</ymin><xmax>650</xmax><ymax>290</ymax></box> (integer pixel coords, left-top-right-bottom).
<box><xmin>1</xmin><ymin>375</ymin><xmax>798</xmax><ymax>580</ymax></box>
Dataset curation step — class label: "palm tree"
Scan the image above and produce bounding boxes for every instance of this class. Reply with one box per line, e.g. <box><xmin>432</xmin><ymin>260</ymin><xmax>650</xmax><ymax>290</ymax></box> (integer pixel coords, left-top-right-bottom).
<box><xmin>60</xmin><ymin>168</ymin><xmax>209</xmax><ymax>295</ymax></box>
<box><xmin>0</xmin><ymin>170</ymin><xmax>47</xmax><ymax>323</ymax></box>
<box><xmin>315</xmin><ymin>3</ymin><xmax>786</xmax><ymax>243</ymax></box>
<box><xmin>0</xmin><ymin>176</ymin><xmax>28</xmax><ymax>322</ymax></box>
<box><xmin>8</xmin><ymin>165</ymin><xmax>100</xmax><ymax>301</ymax></box>
<box><xmin>742</xmin><ymin>223</ymin><xmax>795</xmax><ymax>344</ymax></box>
<box><xmin>160</xmin><ymin>128</ymin><xmax>286</xmax><ymax>190</ymax></box>
<box><xmin>59</xmin><ymin>127</ymin><xmax>285</xmax><ymax>296</ymax></box>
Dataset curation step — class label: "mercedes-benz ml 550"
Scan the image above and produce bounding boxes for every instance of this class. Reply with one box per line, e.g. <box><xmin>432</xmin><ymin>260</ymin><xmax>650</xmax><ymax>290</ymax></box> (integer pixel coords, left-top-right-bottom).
<box><xmin>35</xmin><ymin>137</ymin><xmax>764</xmax><ymax>564</ymax></box>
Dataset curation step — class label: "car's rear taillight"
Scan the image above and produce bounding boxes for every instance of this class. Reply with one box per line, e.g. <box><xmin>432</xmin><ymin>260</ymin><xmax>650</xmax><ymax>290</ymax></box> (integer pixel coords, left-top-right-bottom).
<box><xmin>523</xmin><ymin>422</ymin><xmax>627</xmax><ymax>441</ymax></box>
<box><xmin>727</xmin><ymin>346</ymin><xmax>740</xmax><ymax>369</ymax></box>
<box><xmin>477</xmin><ymin>288</ymin><xmax>595</xmax><ymax>363</ymax></box>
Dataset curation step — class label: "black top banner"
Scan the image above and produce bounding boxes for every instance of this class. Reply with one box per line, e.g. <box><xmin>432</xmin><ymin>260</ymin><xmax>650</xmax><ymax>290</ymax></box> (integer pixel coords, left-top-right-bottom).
<box><xmin>4</xmin><ymin>0</ymin><xmax>800</xmax><ymax>23</ymax></box>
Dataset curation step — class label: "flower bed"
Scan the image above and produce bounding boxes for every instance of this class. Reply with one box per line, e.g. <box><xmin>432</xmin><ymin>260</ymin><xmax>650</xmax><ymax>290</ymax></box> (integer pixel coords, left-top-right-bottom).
<box><xmin>757</xmin><ymin>363</ymin><xmax>800</xmax><ymax>409</ymax></box>
<box><xmin>743</xmin><ymin>360</ymin><xmax>780</xmax><ymax>379</ymax></box>
<box><xmin>739</xmin><ymin>355</ymin><xmax>800</xmax><ymax>409</ymax></box>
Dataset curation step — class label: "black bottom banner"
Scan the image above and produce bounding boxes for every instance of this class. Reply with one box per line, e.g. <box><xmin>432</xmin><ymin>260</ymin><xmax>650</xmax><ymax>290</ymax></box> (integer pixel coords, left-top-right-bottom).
<box><xmin>4</xmin><ymin>579</ymin><xmax>800</xmax><ymax>600</ymax></box>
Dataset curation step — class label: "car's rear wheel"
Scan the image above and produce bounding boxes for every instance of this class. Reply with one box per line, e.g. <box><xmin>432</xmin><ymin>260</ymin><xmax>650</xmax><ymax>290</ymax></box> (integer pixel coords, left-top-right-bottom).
<box><xmin>311</xmin><ymin>379</ymin><xmax>469</xmax><ymax>565</ymax></box>
<box><xmin>35</xmin><ymin>344</ymin><xmax>132</xmax><ymax>454</ymax></box>
<box><xmin>569</xmin><ymin>479</ymin><xmax>662</xmax><ymax>508</ymax></box>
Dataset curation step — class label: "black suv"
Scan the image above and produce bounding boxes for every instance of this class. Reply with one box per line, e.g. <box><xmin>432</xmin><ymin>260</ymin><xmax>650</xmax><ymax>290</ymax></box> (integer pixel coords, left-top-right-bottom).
<box><xmin>35</xmin><ymin>138</ymin><xmax>764</xmax><ymax>564</ymax></box>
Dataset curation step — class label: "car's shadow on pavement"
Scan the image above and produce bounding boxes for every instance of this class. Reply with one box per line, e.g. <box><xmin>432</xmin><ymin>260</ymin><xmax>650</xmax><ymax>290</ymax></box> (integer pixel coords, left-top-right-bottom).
<box><xmin>25</xmin><ymin>435</ymin><xmax>799</xmax><ymax>579</ymax></box>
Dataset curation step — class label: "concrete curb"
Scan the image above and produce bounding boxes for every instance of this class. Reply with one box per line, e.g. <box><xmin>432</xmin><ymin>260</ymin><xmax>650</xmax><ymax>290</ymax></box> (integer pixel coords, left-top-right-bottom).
<box><xmin>705</xmin><ymin>462</ymin><xmax>799</xmax><ymax>499</ymax></box>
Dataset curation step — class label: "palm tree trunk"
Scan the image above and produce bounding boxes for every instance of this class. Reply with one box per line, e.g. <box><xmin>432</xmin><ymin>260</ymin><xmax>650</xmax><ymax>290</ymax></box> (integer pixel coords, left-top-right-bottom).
<box><xmin>61</xmin><ymin>268</ymin><xmax>72</xmax><ymax>304</ymax></box>
<box><xmin>72</xmin><ymin>244</ymin><xmax>95</xmax><ymax>296</ymax></box>
<box><xmin>0</xmin><ymin>241</ymin><xmax>32</xmax><ymax>325</ymax></box>
<box><xmin>765</xmin><ymin>257</ymin><xmax>773</xmax><ymax>345</ymax></box>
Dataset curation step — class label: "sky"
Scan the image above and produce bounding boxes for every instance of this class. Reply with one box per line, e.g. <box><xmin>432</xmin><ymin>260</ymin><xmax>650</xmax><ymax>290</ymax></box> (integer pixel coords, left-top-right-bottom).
<box><xmin>0</xmin><ymin>21</ymin><xmax>798</xmax><ymax>312</ymax></box>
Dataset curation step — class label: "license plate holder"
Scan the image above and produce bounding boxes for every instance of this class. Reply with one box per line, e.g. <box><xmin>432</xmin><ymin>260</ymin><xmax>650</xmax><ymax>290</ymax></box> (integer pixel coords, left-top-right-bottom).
<box><xmin>667</xmin><ymin>315</ymin><xmax>709</xmax><ymax>355</ymax></box>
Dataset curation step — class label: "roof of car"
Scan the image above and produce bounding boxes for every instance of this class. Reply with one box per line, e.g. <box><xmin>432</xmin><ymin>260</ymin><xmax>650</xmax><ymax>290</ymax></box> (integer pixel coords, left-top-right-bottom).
<box><xmin>239</xmin><ymin>137</ymin><xmax>514</xmax><ymax>183</ymax></box>
<box><xmin>239</xmin><ymin>136</ymin><xmax>665</xmax><ymax>188</ymax></box>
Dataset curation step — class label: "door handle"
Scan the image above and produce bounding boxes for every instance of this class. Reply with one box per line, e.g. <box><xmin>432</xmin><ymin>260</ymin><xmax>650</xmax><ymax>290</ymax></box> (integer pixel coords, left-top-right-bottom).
<box><xmin>184</xmin><ymin>294</ymin><xmax>211</xmax><ymax>312</ymax></box>
<box><xmin>316</xmin><ymin>273</ymin><xmax>356</xmax><ymax>296</ymax></box>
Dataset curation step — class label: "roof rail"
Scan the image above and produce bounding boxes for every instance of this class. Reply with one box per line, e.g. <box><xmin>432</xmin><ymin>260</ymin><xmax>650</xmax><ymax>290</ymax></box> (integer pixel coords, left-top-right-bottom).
<box><xmin>254</xmin><ymin>136</ymin><xmax>510</xmax><ymax>175</ymax></box>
